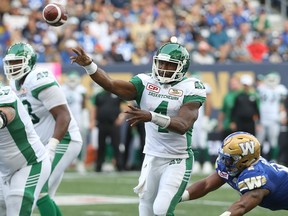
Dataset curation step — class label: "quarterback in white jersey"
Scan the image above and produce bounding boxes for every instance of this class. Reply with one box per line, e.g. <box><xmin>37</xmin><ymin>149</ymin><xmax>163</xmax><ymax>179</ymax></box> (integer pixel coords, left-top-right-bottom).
<box><xmin>71</xmin><ymin>42</ymin><xmax>206</xmax><ymax>215</ymax></box>
<box><xmin>256</xmin><ymin>72</ymin><xmax>287</xmax><ymax>160</ymax></box>
<box><xmin>3</xmin><ymin>42</ymin><xmax>82</xmax><ymax>216</ymax></box>
<box><xmin>0</xmin><ymin>85</ymin><xmax>51</xmax><ymax>216</ymax></box>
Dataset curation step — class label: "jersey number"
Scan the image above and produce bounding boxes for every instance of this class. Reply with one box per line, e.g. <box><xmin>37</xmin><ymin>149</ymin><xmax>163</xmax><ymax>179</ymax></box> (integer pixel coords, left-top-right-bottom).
<box><xmin>195</xmin><ymin>81</ymin><xmax>205</xmax><ymax>89</ymax></box>
<box><xmin>22</xmin><ymin>100</ymin><xmax>40</xmax><ymax>124</ymax></box>
<box><xmin>153</xmin><ymin>101</ymin><xmax>169</xmax><ymax>133</ymax></box>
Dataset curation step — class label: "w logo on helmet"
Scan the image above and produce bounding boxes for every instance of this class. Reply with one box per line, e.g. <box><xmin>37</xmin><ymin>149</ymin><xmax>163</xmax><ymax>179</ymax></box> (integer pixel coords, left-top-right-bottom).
<box><xmin>239</xmin><ymin>141</ymin><xmax>255</xmax><ymax>156</ymax></box>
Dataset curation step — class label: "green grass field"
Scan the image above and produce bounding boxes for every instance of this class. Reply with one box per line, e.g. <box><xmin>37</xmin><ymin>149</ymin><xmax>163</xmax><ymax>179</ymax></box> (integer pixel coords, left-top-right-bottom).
<box><xmin>33</xmin><ymin>171</ymin><xmax>287</xmax><ymax>216</ymax></box>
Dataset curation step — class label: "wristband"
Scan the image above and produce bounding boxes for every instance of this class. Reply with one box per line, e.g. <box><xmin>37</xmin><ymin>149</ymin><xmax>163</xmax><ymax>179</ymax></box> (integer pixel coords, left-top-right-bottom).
<box><xmin>83</xmin><ymin>61</ymin><xmax>98</xmax><ymax>75</ymax></box>
<box><xmin>0</xmin><ymin>111</ymin><xmax>8</xmax><ymax>129</ymax></box>
<box><xmin>150</xmin><ymin>111</ymin><xmax>171</xmax><ymax>128</ymax></box>
<box><xmin>181</xmin><ymin>190</ymin><xmax>190</xmax><ymax>202</ymax></box>
<box><xmin>219</xmin><ymin>211</ymin><xmax>231</xmax><ymax>216</ymax></box>
<box><xmin>48</xmin><ymin>138</ymin><xmax>60</xmax><ymax>151</ymax></box>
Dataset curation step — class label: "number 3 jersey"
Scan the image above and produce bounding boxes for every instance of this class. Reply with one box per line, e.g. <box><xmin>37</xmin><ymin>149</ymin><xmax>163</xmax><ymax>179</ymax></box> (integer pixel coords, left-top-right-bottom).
<box><xmin>216</xmin><ymin>156</ymin><xmax>288</xmax><ymax>210</ymax></box>
<box><xmin>0</xmin><ymin>86</ymin><xmax>47</xmax><ymax>177</ymax></box>
<box><xmin>9</xmin><ymin>68</ymin><xmax>82</xmax><ymax>145</ymax></box>
<box><xmin>130</xmin><ymin>74</ymin><xmax>206</xmax><ymax>159</ymax></box>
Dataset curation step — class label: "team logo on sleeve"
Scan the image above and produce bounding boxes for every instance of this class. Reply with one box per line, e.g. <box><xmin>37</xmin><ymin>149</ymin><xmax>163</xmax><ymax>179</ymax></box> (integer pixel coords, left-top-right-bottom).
<box><xmin>238</xmin><ymin>175</ymin><xmax>267</xmax><ymax>192</ymax></box>
<box><xmin>146</xmin><ymin>83</ymin><xmax>160</xmax><ymax>93</ymax></box>
<box><xmin>168</xmin><ymin>88</ymin><xmax>183</xmax><ymax>97</ymax></box>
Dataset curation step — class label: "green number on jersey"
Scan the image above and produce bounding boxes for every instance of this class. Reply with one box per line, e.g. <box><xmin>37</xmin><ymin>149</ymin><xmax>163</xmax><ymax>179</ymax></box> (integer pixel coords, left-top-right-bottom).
<box><xmin>22</xmin><ymin>99</ymin><xmax>40</xmax><ymax>124</ymax></box>
<box><xmin>154</xmin><ymin>101</ymin><xmax>169</xmax><ymax>133</ymax></box>
<box><xmin>195</xmin><ymin>81</ymin><xmax>205</xmax><ymax>89</ymax></box>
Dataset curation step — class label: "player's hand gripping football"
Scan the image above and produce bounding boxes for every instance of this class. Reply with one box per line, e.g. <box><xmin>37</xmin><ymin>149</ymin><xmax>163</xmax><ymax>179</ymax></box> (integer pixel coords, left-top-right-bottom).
<box><xmin>125</xmin><ymin>105</ymin><xmax>152</xmax><ymax>127</ymax></box>
<box><xmin>70</xmin><ymin>46</ymin><xmax>92</xmax><ymax>66</ymax></box>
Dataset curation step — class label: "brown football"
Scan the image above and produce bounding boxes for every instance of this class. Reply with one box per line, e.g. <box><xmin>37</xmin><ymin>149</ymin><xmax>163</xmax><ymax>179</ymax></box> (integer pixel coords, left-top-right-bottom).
<box><xmin>42</xmin><ymin>3</ymin><xmax>68</xmax><ymax>27</ymax></box>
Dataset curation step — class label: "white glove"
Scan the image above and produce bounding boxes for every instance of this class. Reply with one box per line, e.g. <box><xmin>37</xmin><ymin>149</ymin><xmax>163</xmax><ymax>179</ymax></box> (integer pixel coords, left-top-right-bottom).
<box><xmin>219</xmin><ymin>211</ymin><xmax>231</xmax><ymax>216</ymax></box>
<box><xmin>46</xmin><ymin>138</ymin><xmax>59</xmax><ymax>161</ymax></box>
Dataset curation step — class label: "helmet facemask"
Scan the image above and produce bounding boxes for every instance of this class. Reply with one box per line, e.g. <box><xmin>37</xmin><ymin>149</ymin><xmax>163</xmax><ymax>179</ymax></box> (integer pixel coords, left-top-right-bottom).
<box><xmin>3</xmin><ymin>42</ymin><xmax>37</xmax><ymax>80</ymax></box>
<box><xmin>152</xmin><ymin>55</ymin><xmax>186</xmax><ymax>84</ymax></box>
<box><xmin>219</xmin><ymin>149</ymin><xmax>243</xmax><ymax>176</ymax></box>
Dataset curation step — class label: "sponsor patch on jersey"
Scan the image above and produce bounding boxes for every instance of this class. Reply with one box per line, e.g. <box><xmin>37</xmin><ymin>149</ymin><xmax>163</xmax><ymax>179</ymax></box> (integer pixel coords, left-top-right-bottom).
<box><xmin>146</xmin><ymin>83</ymin><xmax>160</xmax><ymax>93</ymax></box>
<box><xmin>218</xmin><ymin>170</ymin><xmax>229</xmax><ymax>179</ymax></box>
<box><xmin>168</xmin><ymin>88</ymin><xmax>183</xmax><ymax>97</ymax></box>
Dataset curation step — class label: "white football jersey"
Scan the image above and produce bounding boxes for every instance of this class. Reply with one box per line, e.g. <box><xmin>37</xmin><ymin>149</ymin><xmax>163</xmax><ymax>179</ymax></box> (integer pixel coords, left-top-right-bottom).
<box><xmin>10</xmin><ymin>68</ymin><xmax>82</xmax><ymax>145</ymax></box>
<box><xmin>0</xmin><ymin>86</ymin><xmax>47</xmax><ymax>177</ymax></box>
<box><xmin>130</xmin><ymin>74</ymin><xmax>206</xmax><ymax>158</ymax></box>
<box><xmin>61</xmin><ymin>84</ymin><xmax>86</xmax><ymax>126</ymax></box>
<box><xmin>257</xmin><ymin>84</ymin><xmax>288</xmax><ymax>123</ymax></box>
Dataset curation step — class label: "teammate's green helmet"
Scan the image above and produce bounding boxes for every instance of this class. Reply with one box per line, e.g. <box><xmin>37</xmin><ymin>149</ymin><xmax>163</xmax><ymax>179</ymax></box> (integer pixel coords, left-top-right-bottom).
<box><xmin>3</xmin><ymin>42</ymin><xmax>37</xmax><ymax>80</ymax></box>
<box><xmin>152</xmin><ymin>42</ymin><xmax>190</xmax><ymax>84</ymax></box>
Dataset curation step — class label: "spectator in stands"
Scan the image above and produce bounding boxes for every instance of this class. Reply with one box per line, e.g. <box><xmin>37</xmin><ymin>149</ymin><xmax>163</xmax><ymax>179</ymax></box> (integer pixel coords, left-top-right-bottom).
<box><xmin>279</xmin><ymin>20</ymin><xmax>288</xmax><ymax>55</ymax></box>
<box><xmin>131</xmin><ymin>45</ymin><xmax>150</xmax><ymax>65</ymax></box>
<box><xmin>246</xmin><ymin>32</ymin><xmax>269</xmax><ymax>63</ymax></box>
<box><xmin>208</xmin><ymin>19</ymin><xmax>231</xmax><ymax>62</ymax></box>
<box><xmin>130</xmin><ymin>10</ymin><xmax>153</xmax><ymax>49</ymax></box>
<box><xmin>37</xmin><ymin>39</ymin><xmax>61</xmax><ymax>63</ymax></box>
<box><xmin>205</xmin><ymin>2</ymin><xmax>225</xmax><ymax>27</ymax></box>
<box><xmin>105</xmin><ymin>42</ymin><xmax>125</xmax><ymax>64</ymax></box>
<box><xmin>60</xmin><ymin>39</ymin><xmax>79</xmax><ymax>64</ymax></box>
<box><xmin>230</xmin><ymin>74</ymin><xmax>260</xmax><ymax>135</ymax></box>
<box><xmin>76</xmin><ymin>21</ymin><xmax>101</xmax><ymax>62</ymax></box>
<box><xmin>230</xmin><ymin>35</ymin><xmax>251</xmax><ymax>63</ymax></box>
<box><xmin>233</xmin><ymin>2</ymin><xmax>250</xmax><ymax>28</ymax></box>
<box><xmin>263</xmin><ymin>40</ymin><xmax>284</xmax><ymax>63</ymax></box>
<box><xmin>251</xmin><ymin>7</ymin><xmax>271</xmax><ymax>35</ymax></box>
<box><xmin>191</xmin><ymin>40</ymin><xmax>215</xmax><ymax>64</ymax></box>
<box><xmin>238</xmin><ymin>22</ymin><xmax>254</xmax><ymax>45</ymax></box>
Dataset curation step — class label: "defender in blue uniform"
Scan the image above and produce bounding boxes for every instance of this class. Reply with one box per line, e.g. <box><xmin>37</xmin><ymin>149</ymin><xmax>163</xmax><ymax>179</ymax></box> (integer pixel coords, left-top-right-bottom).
<box><xmin>181</xmin><ymin>131</ymin><xmax>288</xmax><ymax>215</ymax></box>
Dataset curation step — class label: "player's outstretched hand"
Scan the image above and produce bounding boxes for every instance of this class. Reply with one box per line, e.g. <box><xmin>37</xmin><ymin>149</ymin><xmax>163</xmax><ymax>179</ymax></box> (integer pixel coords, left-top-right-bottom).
<box><xmin>70</xmin><ymin>46</ymin><xmax>92</xmax><ymax>66</ymax></box>
<box><xmin>125</xmin><ymin>105</ymin><xmax>151</xmax><ymax>127</ymax></box>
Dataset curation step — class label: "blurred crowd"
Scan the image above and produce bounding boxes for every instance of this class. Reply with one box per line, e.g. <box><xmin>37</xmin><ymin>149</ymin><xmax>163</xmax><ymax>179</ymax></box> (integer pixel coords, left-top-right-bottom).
<box><xmin>1</xmin><ymin>0</ymin><xmax>288</xmax><ymax>67</ymax></box>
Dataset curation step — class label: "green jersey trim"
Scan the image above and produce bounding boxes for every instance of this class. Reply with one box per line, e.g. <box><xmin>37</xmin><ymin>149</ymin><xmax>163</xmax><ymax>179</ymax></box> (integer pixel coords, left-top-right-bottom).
<box><xmin>129</xmin><ymin>76</ymin><xmax>145</xmax><ymax>106</ymax></box>
<box><xmin>7</xmin><ymin>101</ymin><xmax>38</xmax><ymax>164</ymax></box>
<box><xmin>31</xmin><ymin>81</ymin><xmax>58</xmax><ymax>100</ymax></box>
<box><xmin>183</xmin><ymin>95</ymin><xmax>206</xmax><ymax>105</ymax></box>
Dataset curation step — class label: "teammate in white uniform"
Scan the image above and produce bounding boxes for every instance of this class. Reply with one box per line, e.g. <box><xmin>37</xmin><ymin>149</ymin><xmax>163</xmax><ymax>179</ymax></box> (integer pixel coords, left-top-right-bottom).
<box><xmin>256</xmin><ymin>72</ymin><xmax>287</xmax><ymax>160</ymax></box>
<box><xmin>70</xmin><ymin>42</ymin><xmax>206</xmax><ymax>215</ymax></box>
<box><xmin>0</xmin><ymin>85</ymin><xmax>51</xmax><ymax>216</ymax></box>
<box><xmin>62</xmin><ymin>71</ymin><xmax>88</xmax><ymax>174</ymax></box>
<box><xmin>192</xmin><ymin>82</ymin><xmax>214</xmax><ymax>174</ymax></box>
<box><xmin>3</xmin><ymin>42</ymin><xmax>82</xmax><ymax>216</ymax></box>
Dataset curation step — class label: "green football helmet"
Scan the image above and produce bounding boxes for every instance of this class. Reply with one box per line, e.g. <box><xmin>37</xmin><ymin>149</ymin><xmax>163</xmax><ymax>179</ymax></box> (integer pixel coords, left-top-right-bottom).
<box><xmin>152</xmin><ymin>42</ymin><xmax>190</xmax><ymax>84</ymax></box>
<box><xmin>3</xmin><ymin>42</ymin><xmax>37</xmax><ymax>80</ymax></box>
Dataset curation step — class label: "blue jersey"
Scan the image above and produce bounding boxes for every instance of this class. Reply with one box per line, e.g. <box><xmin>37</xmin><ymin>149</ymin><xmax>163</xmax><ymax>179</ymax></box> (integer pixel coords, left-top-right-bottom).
<box><xmin>216</xmin><ymin>156</ymin><xmax>288</xmax><ymax>211</ymax></box>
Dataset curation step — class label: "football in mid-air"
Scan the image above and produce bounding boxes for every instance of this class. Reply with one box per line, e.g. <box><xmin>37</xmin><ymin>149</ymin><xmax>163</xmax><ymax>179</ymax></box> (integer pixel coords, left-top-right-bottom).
<box><xmin>42</xmin><ymin>3</ymin><xmax>68</xmax><ymax>27</ymax></box>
